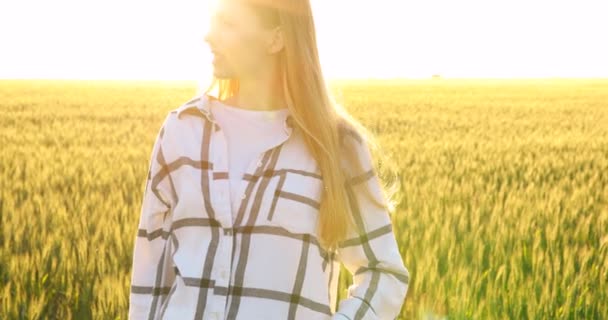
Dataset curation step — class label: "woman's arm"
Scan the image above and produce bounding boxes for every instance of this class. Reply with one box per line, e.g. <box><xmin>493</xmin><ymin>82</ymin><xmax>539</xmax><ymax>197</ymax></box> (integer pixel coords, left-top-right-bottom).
<box><xmin>129</xmin><ymin>116</ymin><xmax>176</xmax><ymax>319</ymax></box>
<box><xmin>333</xmin><ymin>137</ymin><xmax>410</xmax><ymax>320</ymax></box>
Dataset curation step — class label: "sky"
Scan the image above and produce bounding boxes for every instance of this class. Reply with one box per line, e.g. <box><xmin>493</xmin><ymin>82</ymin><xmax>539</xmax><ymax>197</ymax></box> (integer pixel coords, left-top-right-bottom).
<box><xmin>0</xmin><ymin>0</ymin><xmax>606</xmax><ymax>80</ymax></box>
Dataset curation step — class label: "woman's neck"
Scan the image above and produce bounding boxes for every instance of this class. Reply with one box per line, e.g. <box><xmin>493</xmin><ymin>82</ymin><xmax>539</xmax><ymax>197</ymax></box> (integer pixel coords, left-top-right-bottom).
<box><xmin>225</xmin><ymin>62</ymin><xmax>287</xmax><ymax>111</ymax></box>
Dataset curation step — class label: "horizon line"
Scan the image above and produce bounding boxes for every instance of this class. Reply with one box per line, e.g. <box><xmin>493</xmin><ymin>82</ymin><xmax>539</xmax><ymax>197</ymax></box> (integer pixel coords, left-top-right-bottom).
<box><xmin>2</xmin><ymin>76</ymin><xmax>608</xmax><ymax>82</ymax></box>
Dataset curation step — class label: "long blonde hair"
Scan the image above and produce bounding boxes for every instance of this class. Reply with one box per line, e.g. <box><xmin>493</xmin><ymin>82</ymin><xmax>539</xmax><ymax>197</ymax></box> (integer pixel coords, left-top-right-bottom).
<box><xmin>198</xmin><ymin>0</ymin><xmax>400</xmax><ymax>252</ymax></box>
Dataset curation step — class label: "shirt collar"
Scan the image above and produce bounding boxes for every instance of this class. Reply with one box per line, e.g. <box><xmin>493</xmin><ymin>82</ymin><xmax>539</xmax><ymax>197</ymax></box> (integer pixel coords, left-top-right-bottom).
<box><xmin>176</xmin><ymin>94</ymin><xmax>295</xmax><ymax>136</ymax></box>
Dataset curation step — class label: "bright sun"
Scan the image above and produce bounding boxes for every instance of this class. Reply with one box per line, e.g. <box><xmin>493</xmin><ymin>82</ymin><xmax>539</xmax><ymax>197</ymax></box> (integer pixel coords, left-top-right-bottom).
<box><xmin>0</xmin><ymin>0</ymin><xmax>606</xmax><ymax>80</ymax></box>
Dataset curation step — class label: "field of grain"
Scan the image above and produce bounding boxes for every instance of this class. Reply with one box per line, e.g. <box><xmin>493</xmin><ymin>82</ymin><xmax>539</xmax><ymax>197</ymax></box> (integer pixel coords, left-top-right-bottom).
<box><xmin>1</xmin><ymin>79</ymin><xmax>607</xmax><ymax>319</ymax></box>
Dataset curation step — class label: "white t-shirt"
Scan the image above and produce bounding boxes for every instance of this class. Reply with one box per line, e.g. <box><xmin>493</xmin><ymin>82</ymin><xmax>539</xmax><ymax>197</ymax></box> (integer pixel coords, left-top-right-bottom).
<box><xmin>210</xmin><ymin>99</ymin><xmax>290</xmax><ymax>218</ymax></box>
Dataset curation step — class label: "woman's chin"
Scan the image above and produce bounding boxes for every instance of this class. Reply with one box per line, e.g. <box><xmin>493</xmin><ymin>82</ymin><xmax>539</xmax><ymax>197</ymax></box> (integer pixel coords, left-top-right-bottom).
<box><xmin>212</xmin><ymin>68</ymin><xmax>231</xmax><ymax>79</ymax></box>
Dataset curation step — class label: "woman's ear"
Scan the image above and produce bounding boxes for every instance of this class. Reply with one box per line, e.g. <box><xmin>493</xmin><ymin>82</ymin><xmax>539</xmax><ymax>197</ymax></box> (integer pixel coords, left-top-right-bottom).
<box><xmin>267</xmin><ymin>25</ymin><xmax>284</xmax><ymax>54</ymax></box>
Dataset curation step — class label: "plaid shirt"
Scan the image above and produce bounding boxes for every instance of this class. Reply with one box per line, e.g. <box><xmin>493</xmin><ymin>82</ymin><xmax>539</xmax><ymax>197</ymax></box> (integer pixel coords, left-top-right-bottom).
<box><xmin>129</xmin><ymin>94</ymin><xmax>410</xmax><ymax>320</ymax></box>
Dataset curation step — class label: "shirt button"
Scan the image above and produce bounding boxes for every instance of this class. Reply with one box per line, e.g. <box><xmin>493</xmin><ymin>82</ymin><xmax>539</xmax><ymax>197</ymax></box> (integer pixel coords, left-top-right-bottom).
<box><xmin>220</xmin><ymin>269</ymin><xmax>228</xmax><ymax>280</ymax></box>
<box><xmin>256</xmin><ymin>160</ymin><xmax>262</xmax><ymax>167</ymax></box>
<box><xmin>241</xmin><ymin>194</ymin><xmax>246</xmax><ymax>200</ymax></box>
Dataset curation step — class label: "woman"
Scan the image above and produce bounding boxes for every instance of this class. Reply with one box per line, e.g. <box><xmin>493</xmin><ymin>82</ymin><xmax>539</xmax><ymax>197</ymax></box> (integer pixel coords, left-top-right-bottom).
<box><xmin>129</xmin><ymin>0</ymin><xmax>409</xmax><ymax>319</ymax></box>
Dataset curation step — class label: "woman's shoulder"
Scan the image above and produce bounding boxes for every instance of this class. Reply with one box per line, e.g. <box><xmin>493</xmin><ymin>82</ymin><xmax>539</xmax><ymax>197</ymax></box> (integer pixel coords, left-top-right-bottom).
<box><xmin>338</xmin><ymin>120</ymin><xmax>363</xmax><ymax>147</ymax></box>
<box><xmin>161</xmin><ymin>94</ymin><xmax>211</xmax><ymax>134</ymax></box>
<box><xmin>337</xmin><ymin>118</ymin><xmax>371</xmax><ymax>160</ymax></box>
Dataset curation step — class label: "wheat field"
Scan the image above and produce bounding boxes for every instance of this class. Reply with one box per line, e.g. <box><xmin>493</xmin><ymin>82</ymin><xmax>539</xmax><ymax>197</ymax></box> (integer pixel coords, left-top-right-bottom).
<box><xmin>0</xmin><ymin>79</ymin><xmax>607</xmax><ymax>319</ymax></box>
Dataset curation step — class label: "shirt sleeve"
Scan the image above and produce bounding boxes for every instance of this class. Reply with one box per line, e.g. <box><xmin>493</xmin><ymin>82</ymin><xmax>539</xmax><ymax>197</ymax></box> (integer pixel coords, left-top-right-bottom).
<box><xmin>128</xmin><ymin>117</ymin><xmax>176</xmax><ymax>320</ymax></box>
<box><xmin>333</xmin><ymin>135</ymin><xmax>410</xmax><ymax>320</ymax></box>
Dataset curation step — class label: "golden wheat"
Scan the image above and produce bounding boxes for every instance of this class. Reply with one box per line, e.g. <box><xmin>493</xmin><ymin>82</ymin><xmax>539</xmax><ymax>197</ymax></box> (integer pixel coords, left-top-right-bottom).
<box><xmin>1</xmin><ymin>79</ymin><xmax>606</xmax><ymax>319</ymax></box>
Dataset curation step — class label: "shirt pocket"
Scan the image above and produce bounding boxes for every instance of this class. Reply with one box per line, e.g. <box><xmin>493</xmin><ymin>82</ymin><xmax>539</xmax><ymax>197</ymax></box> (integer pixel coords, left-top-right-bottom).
<box><xmin>266</xmin><ymin>170</ymin><xmax>324</xmax><ymax>237</ymax></box>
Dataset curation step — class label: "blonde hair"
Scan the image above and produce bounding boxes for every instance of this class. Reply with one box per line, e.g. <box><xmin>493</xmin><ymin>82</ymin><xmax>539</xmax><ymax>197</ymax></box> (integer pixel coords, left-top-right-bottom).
<box><xmin>198</xmin><ymin>0</ymin><xmax>400</xmax><ymax>252</ymax></box>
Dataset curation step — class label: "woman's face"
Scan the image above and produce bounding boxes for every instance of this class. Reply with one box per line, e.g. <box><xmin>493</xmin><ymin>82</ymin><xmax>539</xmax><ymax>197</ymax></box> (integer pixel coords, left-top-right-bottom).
<box><xmin>204</xmin><ymin>0</ymin><xmax>280</xmax><ymax>80</ymax></box>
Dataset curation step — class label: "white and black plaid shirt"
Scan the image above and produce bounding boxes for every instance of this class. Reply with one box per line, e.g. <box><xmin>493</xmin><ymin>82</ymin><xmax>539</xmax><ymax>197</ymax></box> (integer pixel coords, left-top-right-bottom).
<box><xmin>129</xmin><ymin>94</ymin><xmax>410</xmax><ymax>320</ymax></box>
